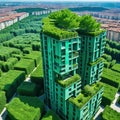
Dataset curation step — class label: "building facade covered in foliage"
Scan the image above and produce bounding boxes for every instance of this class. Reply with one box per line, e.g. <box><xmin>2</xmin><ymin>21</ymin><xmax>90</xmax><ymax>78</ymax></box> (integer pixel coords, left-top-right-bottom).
<box><xmin>41</xmin><ymin>9</ymin><xmax>106</xmax><ymax>120</ymax></box>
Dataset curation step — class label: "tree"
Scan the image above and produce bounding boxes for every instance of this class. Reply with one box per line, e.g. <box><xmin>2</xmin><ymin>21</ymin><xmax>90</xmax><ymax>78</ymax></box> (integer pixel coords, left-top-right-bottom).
<box><xmin>83</xmin><ymin>85</ymin><xmax>95</xmax><ymax>96</ymax></box>
<box><xmin>49</xmin><ymin>9</ymin><xmax>80</xmax><ymax>29</ymax></box>
<box><xmin>79</xmin><ymin>15</ymin><xmax>101</xmax><ymax>32</ymax></box>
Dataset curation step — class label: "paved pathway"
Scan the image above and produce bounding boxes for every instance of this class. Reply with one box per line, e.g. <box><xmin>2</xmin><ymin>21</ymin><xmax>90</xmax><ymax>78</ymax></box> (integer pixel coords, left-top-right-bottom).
<box><xmin>110</xmin><ymin>92</ymin><xmax>120</xmax><ymax>112</ymax></box>
<box><xmin>94</xmin><ymin>105</ymin><xmax>104</xmax><ymax>120</ymax></box>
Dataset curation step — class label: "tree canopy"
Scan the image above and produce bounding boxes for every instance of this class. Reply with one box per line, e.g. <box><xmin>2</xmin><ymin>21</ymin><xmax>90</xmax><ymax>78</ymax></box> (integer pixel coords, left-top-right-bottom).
<box><xmin>49</xmin><ymin>9</ymin><xmax>80</xmax><ymax>29</ymax></box>
<box><xmin>79</xmin><ymin>15</ymin><xmax>101</xmax><ymax>32</ymax></box>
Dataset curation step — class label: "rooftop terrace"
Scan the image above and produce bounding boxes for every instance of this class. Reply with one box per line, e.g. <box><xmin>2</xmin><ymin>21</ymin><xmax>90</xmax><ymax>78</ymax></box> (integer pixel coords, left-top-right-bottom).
<box><xmin>57</xmin><ymin>74</ymin><xmax>81</xmax><ymax>88</ymax></box>
<box><xmin>69</xmin><ymin>82</ymin><xmax>103</xmax><ymax>109</ymax></box>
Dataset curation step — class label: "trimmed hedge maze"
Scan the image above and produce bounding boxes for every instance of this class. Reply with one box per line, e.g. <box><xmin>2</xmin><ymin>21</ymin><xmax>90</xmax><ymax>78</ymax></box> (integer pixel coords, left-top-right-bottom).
<box><xmin>23</xmin><ymin>51</ymin><xmax>41</xmax><ymax>67</ymax></box>
<box><xmin>0</xmin><ymin>70</ymin><xmax>25</xmax><ymax>101</ymax></box>
<box><xmin>6</xmin><ymin>96</ymin><xmax>45</xmax><ymax>120</ymax></box>
<box><xmin>101</xmin><ymin>82</ymin><xmax>118</xmax><ymax>106</ymax></box>
<box><xmin>31</xmin><ymin>61</ymin><xmax>43</xmax><ymax>85</ymax></box>
<box><xmin>111</xmin><ymin>64</ymin><xmax>120</xmax><ymax>73</ymax></box>
<box><xmin>102</xmin><ymin>68</ymin><xmax>120</xmax><ymax>88</ymax></box>
<box><xmin>17</xmin><ymin>82</ymin><xmax>38</xmax><ymax>96</ymax></box>
<box><xmin>102</xmin><ymin>105</ymin><xmax>120</xmax><ymax>120</ymax></box>
<box><xmin>14</xmin><ymin>59</ymin><xmax>35</xmax><ymax>75</ymax></box>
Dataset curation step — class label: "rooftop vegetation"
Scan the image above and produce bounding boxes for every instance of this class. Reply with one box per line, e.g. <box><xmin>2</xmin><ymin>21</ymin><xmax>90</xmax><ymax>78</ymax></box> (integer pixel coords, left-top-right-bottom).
<box><xmin>78</xmin><ymin>15</ymin><xmax>104</xmax><ymax>36</ymax></box>
<box><xmin>102</xmin><ymin>105</ymin><xmax>120</xmax><ymax>120</ymax></box>
<box><xmin>57</xmin><ymin>74</ymin><xmax>81</xmax><ymax>87</ymax></box>
<box><xmin>69</xmin><ymin>82</ymin><xmax>103</xmax><ymax>108</ymax></box>
<box><xmin>89</xmin><ymin>57</ymin><xmax>103</xmax><ymax>66</ymax></box>
<box><xmin>42</xmin><ymin>9</ymin><xmax>104</xmax><ymax>39</ymax></box>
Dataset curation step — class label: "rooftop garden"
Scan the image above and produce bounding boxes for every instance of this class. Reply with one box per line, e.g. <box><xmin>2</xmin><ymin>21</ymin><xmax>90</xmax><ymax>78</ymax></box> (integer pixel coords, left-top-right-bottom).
<box><xmin>42</xmin><ymin>9</ymin><xmax>104</xmax><ymax>40</ymax></box>
<box><xmin>78</xmin><ymin>15</ymin><xmax>105</xmax><ymax>36</ymax></box>
<box><xmin>57</xmin><ymin>74</ymin><xmax>81</xmax><ymax>87</ymax></box>
<box><xmin>89</xmin><ymin>57</ymin><xmax>104</xmax><ymax>66</ymax></box>
<box><xmin>69</xmin><ymin>82</ymin><xmax>103</xmax><ymax>108</ymax></box>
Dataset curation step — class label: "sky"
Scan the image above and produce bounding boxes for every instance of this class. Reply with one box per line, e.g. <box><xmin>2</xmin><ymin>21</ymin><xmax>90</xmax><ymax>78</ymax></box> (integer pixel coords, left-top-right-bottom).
<box><xmin>0</xmin><ymin>0</ymin><xmax>120</xmax><ymax>2</ymax></box>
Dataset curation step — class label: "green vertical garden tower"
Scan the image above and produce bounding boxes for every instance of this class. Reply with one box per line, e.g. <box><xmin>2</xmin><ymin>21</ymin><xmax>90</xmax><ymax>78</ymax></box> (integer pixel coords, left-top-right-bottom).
<box><xmin>41</xmin><ymin>10</ymin><xmax>106</xmax><ymax>120</ymax></box>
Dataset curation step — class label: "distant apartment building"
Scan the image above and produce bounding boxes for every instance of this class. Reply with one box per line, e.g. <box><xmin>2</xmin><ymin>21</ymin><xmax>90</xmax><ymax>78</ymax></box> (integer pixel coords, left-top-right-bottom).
<box><xmin>76</xmin><ymin>12</ymin><xmax>120</xmax><ymax>42</ymax></box>
<box><xmin>0</xmin><ymin>12</ymin><xmax>29</xmax><ymax>30</ymax></box>
<box><xmin>32</xmin><ymin>9</ymin><xmax>60</xmax><ymax>15</ymax></box>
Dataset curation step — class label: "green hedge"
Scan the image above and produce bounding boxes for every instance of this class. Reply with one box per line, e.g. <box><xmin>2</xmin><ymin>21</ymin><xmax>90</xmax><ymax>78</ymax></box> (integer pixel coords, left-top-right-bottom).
<box><xmin>30</xmin><ymin>62</ymin><xmax>43</xmax><ymax>85</ymax></box>
<box><xmin>101</xmin><ymin>82</ymin><xmax>118</xmax><ymax>106</ymax></box>
<box><xmin>111</xmin><ymin>64</ymin><xmax>120</xmax><ymax>73</ymax></box>
<box><xmin>23</xmin><ymin>51</ymin><xmax>41</xmax><ymax>67</ymax></box>
<box><xmin>102</xmin><ymin>105</ymin><xmax>120</xmax><ymax>120</ymax></box>
<box><xmin>101</xmin><ymin>68</ymin><xmax>120</xmax><ymax>88</ymax></box>
<box><xmin>0</xmin><ymin>58</ymin><xmax>18</xmax><ymax>72</ymax></box>
<box><xmin>14</xmin><ymin>59</ymin><xmax>35</xmax><ymax>75</ymax></box>
<box><xmin>0</xmin><ymin>91</ymin><xmax>6</xmax><ymax>113</ymax></box>
<box><xmin>0</xmin><ymin>70</ymin><xmax>25</xmax><ymax>101</ymax></box>
<box><xmin>17</xmin><ymin>82</ymin><xmax>37</xmax><ymax>96</ymax></box>
<box><xmin>42</xmin><ymin>110</ymin><xmax>61</xmax><ymax>120</ymax></box>
<box><xmin>0</xmin><ymin>46</ymin><xmax>21</xmax><ymax>61</ymax></box>
<box><xmin>23</xmin><ymin>47</ymin><xmax>32</xmax><ymax>54</ymax></box>
<box><xmin>6</xmin><ymin>96</ymin><xmax>44</xmax><ymax>120</ymax></box>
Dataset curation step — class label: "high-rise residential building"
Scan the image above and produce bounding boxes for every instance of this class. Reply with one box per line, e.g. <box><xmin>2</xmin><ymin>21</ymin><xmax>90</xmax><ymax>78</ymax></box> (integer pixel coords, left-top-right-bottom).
<box><xmin>41</xmin><ymin>10</ymin><xmax>106</xmax><ymax>120</ymax></box>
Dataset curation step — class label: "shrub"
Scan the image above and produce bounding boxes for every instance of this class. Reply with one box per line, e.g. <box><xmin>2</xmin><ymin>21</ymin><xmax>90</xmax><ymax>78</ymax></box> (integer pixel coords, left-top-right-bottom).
<box><xmin>0</xmin><ymin>70</ymin><xmax>25</xmax><ymax>101</ymax></box>
<box><xmin>0</xmin><ymin>91</ymin><xmax>6</xmax><ymax>113</ymax></box>
<box><xmin>17</xmin><ymin>82</ymin><xmax>38</xmax><ymax>96</ymax></box>
<box><xmin>101</xmin><ymin>82</ymin><xmax>118</xmax><ymax>106</ymax></box>
<box><xmin>14</xmin><ymin>59</ymin><xmax>35</xmax><ymax>75</ymax></box>
<box><xmin>6</xmin><ymin>96</ymin><xmax>44</xmax><ymax>120</ymax></box>
<box><xmin>42</xmin><ymin>110</ymin><xmax>61</xmax><ymax>120</ymax></box>
<box><xmin>102</xmin><ymin>105</ymin><xmax>120</xmax><ymax>120</ymax></box>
